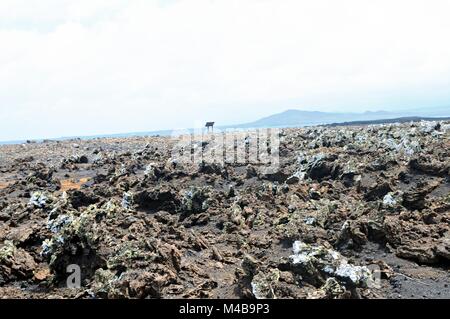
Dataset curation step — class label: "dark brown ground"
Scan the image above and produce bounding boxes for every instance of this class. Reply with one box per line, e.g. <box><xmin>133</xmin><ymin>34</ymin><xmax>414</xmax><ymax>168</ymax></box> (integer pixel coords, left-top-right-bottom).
<box><xmin>0</xmin><ymin>120</ymin><xmax>449</xmax><ymax>299</ymax></box>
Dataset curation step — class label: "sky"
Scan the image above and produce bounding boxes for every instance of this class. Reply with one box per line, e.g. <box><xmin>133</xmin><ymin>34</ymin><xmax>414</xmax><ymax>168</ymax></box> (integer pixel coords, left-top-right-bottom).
<box><xmin>1</xmin><ymin>0</ymin><xmax>450</xmax><ymax>141</ymax></box>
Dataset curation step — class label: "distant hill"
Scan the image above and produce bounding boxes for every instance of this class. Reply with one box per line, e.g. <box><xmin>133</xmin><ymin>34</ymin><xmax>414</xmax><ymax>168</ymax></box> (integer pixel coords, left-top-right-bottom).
<box><xmin>230</xmin><ymin>109</ymin><xmax>400</xmax><ymax>128</ymax></box>
<box><xmin>230</xmin><ymin>107</ymin><xmax>450</xmax><ymax>129</ymax></box>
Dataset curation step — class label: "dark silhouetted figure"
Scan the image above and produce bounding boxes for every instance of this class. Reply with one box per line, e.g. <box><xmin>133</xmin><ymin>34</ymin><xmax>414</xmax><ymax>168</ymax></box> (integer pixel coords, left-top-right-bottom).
<box><xmin>205</xmin><ymin>122</ymin><xmax>215</xmax><ymax>133</ymax></box>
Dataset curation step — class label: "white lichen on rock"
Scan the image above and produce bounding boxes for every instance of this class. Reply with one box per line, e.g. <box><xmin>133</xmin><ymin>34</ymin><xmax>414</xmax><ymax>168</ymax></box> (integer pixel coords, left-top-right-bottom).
<box><xmin>290</xmin><ymin>241</ymin><xmax>373</xmax><ymax>287</ymax></box>
<box><xmin>29</xmin><ymin>191</ymin><xmax>49</xmax><ymax>208</ymax></box>
<box><xmin>382</xmin><ymin>191</ymin><xmax>403</xmax><ymax>208</ymax></box>
<box><xmin>121</xmin><ymin>192</ymin><xmax>134</xmax><ymax>209</ymax></box>
<box><xmin>0</xmin><ymin>240</ymin><xmax>16</xmax><ymax>263</ymax></box>
<box><xmin>251</xmin><ymin>269</ymin><xmax>280</xmax><ymax>299</ymax></box>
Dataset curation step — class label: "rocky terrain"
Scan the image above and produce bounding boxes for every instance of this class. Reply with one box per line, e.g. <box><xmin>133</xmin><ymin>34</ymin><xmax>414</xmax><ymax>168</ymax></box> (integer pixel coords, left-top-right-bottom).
<box><xmin>0</xmin><ymin>120</ymin><xmax>449</xmax><ymax>299</ymax></box>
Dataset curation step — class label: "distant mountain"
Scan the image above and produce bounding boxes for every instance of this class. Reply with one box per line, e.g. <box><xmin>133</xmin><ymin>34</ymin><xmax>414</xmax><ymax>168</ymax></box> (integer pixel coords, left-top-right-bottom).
<box><xmin>230</xmin><ymin>107</ymin><xmax>450</xmax><ymax>129</ymax></box>
<box><xmin>230</xmin><ymin>109</ymin><xmax>400</xmax><ymax>128</ymax></box>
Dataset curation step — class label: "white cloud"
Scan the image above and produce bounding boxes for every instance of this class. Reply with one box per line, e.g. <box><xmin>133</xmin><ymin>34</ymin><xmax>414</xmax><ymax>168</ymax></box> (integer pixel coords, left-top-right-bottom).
<box><xmin>1</xmin><ymin>0</ymin><xmax>450</xmax><ymax>140</ymax></box>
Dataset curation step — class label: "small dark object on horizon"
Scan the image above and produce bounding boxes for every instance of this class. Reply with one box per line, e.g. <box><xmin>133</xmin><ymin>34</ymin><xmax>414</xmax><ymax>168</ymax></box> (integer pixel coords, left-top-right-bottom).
<box><xmin>205</xmin><ymin>122</ymin><xmax>215</xmax><ymax>133</ymax></box>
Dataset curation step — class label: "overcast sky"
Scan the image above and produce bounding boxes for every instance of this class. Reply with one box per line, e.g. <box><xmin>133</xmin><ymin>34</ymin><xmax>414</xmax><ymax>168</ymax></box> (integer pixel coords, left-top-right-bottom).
<box><xmin>1</xmin><ymin>0</ymin><xmax>450</xmax><ymax>141</ymax></box>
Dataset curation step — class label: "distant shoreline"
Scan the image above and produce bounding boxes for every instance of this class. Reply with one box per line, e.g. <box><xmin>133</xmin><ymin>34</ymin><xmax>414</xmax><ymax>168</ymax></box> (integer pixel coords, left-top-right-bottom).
<box><xmin>1</xmin><ymin>116</ymin><xmax>449</xmax><ymax>146</ymax></box>
<box><xmin>323</xmin><ymin>116</ymin><xmax>450</xmax><ymax>127</ymax></box>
